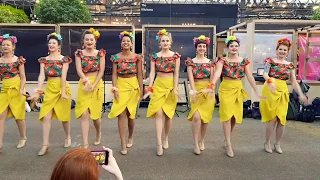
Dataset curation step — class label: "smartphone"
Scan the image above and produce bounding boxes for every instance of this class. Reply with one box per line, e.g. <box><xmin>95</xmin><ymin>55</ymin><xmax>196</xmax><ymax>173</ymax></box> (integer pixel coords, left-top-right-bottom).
<box><xmin>91</xmin><ymin>150</ymin><xmax>109</xmax><ymax>165</ymax></box>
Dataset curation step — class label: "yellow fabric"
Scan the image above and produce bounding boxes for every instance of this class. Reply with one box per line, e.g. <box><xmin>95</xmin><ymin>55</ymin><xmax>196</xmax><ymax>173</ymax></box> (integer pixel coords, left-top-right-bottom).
<box><xmin>108</xmin><ymin>77</ymin><xmax>140</xmax><ymax>119</ymax></box>
<box><xmin>146</xmin><ymin>77</ymin><xmax>178</xmax><ymax>119</ymax></box>
<box><xmin>187</xmin><ymin>81</ymin><xmax>215</xmax><ymax>123</ymax></box>
<box><xmin>218</xmin><ymin>79</ymin><xmax>248</xmax><ymax>124</ymax></box>
<box><xmin>39</xmin><ymin>78</ymin><xmax>72</xmax><ymax>122</ymax></box>
<box><xmin>75</xmin><ymin>76</ymin><xmax>103</xmax><ymax>120</ymax></box>
<box><xmin>0</xmin><ymin>78</ymin><xmax>26</xmax><ymax>120</ymax></box>
<box><xmin>260</xmin><ymin>79</ymin><xmax>289</xmax><ymax>125</ymax></box>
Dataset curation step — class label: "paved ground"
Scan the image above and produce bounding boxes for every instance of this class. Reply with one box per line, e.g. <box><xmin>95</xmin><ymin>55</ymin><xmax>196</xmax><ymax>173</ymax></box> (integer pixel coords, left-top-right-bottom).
<box><xmin>0</xmin><ymin>108</ymin><xmax>320</xmax><ymax>180</ymax></box>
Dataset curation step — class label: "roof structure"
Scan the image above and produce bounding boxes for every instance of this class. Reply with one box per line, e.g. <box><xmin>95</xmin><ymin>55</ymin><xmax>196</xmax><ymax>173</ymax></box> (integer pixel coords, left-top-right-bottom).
<box><xmin>1</xmin><ymin>0</ymin><xmax>319</xmax><ymax>21</ymax></box>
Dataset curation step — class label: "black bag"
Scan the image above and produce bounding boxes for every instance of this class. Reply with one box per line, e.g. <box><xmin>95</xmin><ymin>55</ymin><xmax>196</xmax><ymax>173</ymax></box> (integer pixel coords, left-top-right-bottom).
<box><xmin>296</xmin><ymin>104</ymin><xmax>315</xmax><ymax>123</ymax></box>
<box><xmin>287</xmin><ymin>93</ymin><xmax>300</xmax><ymax>120</ymax></box>
<box><xmin>243</xmin><ymin>100</ymin><xmax>252</xmax><ymax>118</ymax></box>
<box><xmin>252</xmin><ymin>102</ymin><xmax>261</xmax><ymax>119</ymax></box>
<box><xmin>312</xmin><ymin>97</ymin><xmax>320</xmax><ymax>118</ymax></box>
<box><xmin>71</xmin><ymin>99</ymin><xmax>76</xmax><ymax>109</ymax></box>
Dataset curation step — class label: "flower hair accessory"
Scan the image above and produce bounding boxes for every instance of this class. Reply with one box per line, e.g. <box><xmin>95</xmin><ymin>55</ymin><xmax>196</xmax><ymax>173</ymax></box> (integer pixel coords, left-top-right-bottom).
<box><xmin>193</xmin><ymin>35</ymin><xmax>211</xmax><ymax>45</ymax></box>
<box><xmin>277</xmin><ymin>38</ymin><xmax>292</xmax><ymax>47</ymax></box>
<box><xmin>0</xmin><ymin>34</ymin><xmax>18</xmax><ymax>44</ymax></box>
<box><xmin>156</xmin><ymin>29</ymin><xmax>168</xmax><ymax>41</ymax></box>
<box><xmin>89</xmin><ymin>28</ymin><xmax>100</xmax><ymax>39</ymax></box>
<box><xmin>119</xmin><ymin>31</ymin><xmax>134</xmax><ymax>40</ymax></box>
<box><xmin>47</xmin><ymin>32</ymin><xmax>62</xmax><ymax>41</ymax></box>
<box><xmin>225</xmin><ymin>36</ymin><xmax>240</xmax><ymax>45</ymax></box>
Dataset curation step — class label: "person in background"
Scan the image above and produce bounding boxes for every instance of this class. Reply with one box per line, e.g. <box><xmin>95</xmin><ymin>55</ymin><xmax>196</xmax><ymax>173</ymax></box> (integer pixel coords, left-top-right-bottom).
<box><xmin>108</xmin><ymin>31</ymin><xmax>143</xmax><ymax>155</ymax></box>
<box><xmin>143</xmin><ymin>29</ymin><xmax>181</xmax><ymax>156</ymax></box>
<box><xmin>211</xmin><ymin>36</ymin><xmax>264</xmax><ymax>158</ymax></box>
<box><xmin>260</xmin><ymin>38</ymin><xmax>307</xmax><ymax>154</ymax></box>
<box><xmin>0</xmin><ymin>33</ymin><xmax>27</xmax><ymax>152</ymax></box>
<box><xmin>185</xmin><ymin>35</ymin><xmax>215</xmax><ymax>155</ymax></box>
<box><xmin>75</xmin><ymin>28</ymin><xmax>106</xmax><ymax>149</ymax></box>
<box><xmin>50</xmin><ymin>147</ymin><xmax>123</xmax><ymax>180</ymax></box>
<box><xmin>30</xmin><ymin>32</ymin><xmax>72</xmax><ymax>156</ymax></box>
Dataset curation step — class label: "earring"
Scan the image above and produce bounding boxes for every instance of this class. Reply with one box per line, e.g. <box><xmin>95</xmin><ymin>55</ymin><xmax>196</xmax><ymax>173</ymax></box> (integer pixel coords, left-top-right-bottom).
<box><xmin>227</xmin><ymin>52</ymin><xmax>230</xmax><ymax>57</ymax></box>
<box><xmin>82</xmin><ymin>45</ymin><xmax>85</xmax><ymax>49</ymax></box>
<box><xmin>159</xmin><ymin>46</ymin><xmax>161</xmax><ymax>49</ymax></box>
<box><xmin>195</xmin><ymin>51</ymin><xmax>198</xmax><ymax>57</ymax></box>
<box><xmin>121</xmin><ymin>47</ymin><xmax>123</xmax><ymax>50</ymax></box>
<box><xmin>204</xmin><ymin>52</ymin><xmax>207</xmax><ymax>58</ymax></box>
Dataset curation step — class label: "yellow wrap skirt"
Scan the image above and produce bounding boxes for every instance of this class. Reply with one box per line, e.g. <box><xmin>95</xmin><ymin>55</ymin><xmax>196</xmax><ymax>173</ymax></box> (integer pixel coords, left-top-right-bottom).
<box><xmin>75</xmin><ymin>76</ymin><xmax>103</xmax><ymax>120</ymax></box>
<box><xmin>260</xmin><ymin>79</ymin><xmax>289</xmax><ymax>125</ymax></box>
<box><xmin>108</xmin><ymin>77</ymin><xmax>140</xmax><ymax>119</ymax></box>
<box><xmin>39</xmin><ymin>78</ymin><xmax>72</xmax><ymax>122</ymax></box>
<box><xmin>187</xmin><ymin>81</ymin><xmax>215</xmax><ymax>123</ymax></box>
<box><xmin>218</xmin><ymin>79</ymin><xmax>248</xmax><ymax>124</ymax></box>
<box><xmin>0</xmin><ymin>77</ymin><xmax>26</xmax><ymax>120</ymax></box>
<box><xmin>146</xmin><ymin>77</ymin><xmax>178</xmax><ymax>119</ymax></box>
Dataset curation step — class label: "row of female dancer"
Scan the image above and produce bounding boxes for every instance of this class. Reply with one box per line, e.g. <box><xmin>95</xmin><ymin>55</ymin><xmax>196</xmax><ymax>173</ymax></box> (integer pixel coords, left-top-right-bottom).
<box><xmin>0</xmin><ymin>28</ymin><xmax>308</xmax><ymax>158</ymax></box>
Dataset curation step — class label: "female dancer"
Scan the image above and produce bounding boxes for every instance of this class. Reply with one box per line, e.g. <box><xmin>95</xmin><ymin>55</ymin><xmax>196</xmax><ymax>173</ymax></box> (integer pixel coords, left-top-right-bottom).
<box><xmin>108</xmin><ymin>31</ymin><xmax>143</xmax><ymax>155</ymax></box>
<box><xmin>144</xmin><ymin>29</ymin><xmax>181</xmax><ymax>156</ymax></box>
<box><xmin>0</xmin><ymin>34</ymin><xmax>27</xmax><ymax>152</ymax></box>
<box><xmin>185</xmin><ymin>35</ymin><xmax>215</xmax><ymax>155</ymax></box>
<box><xmin>211</xmin><ymin>36</ymin><xmax>264</xmax><ymax>158</ymax></box>
<box><xmin>32</xmin><ymin>32</ymin><xmax>72</xmax><ymax>156</ymax></box>
<box><xmin>75</xmin><ymin>28</ymin><xmax>106</xmax><ymax>149</ymax></box>
<box><xmin>261</xmin><ymin>38</ymin><xmax>307</xmax><ymax>154</ymax></box>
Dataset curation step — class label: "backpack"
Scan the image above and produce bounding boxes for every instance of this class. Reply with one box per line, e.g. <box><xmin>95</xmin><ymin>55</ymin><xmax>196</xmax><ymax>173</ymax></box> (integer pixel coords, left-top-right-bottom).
<box><xmin>296</xmin><ymin>104</ymin><xmax>315</xmax><ymax>123</ymax></box>
<box><xmin>312</xmin><ymin>97</ymin><xmax>320</xmax><ymax>118</ymax></box>
<box><xmin>252</xmin><ymin>102</ymin><xmax>261</xmax><ymax>119</ymax></box>
<box><xmin>287</xmin><ymin>93</ymin><xmax>300</xmax><ymax>120</ymax></box>
<box><xmin>243</xmin><ymin>100</ymin><xmax>252</xmax><ymax>118</ymax></box>
<box><xmin>71</xmin><ymin>99</ymin><xmax>76</xmax><ymax>109</ymax></box>
<box><xmin>296</xmin><ymin>98</ymin><xmax>315</xmax><ymax>123</ymax></box>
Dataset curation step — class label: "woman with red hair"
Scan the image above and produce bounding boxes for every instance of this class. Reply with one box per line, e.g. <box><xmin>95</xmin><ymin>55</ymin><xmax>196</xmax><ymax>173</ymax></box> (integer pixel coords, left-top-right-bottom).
<box><xmin>50</xmin><ymin>147</ymin><xmax>123</xmax><ymax>180</ymax></box>
<box><xmin>260</xmin><ymin>38</ymin><xmax>307</xmax><ymax>154</ymax></box>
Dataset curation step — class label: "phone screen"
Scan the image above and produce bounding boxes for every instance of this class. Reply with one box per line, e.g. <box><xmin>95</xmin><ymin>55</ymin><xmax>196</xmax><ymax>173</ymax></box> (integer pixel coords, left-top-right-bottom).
<box><xmin>91</xmin><ymin>150</ymin><xmax>109</xmax><ymax>165</ymax></box>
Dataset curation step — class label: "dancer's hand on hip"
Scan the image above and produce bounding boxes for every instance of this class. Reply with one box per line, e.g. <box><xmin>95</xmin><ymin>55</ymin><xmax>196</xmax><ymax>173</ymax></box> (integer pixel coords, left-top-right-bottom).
<box><xmin>61</xmin><ymin>93</ymin><xmax>69</xmax><ymax>100</ymax></box>
<box><xmin>267</xmin><ymin>82</ymin><xmax>276</xmax><ymax>93</ymax></box>
<box><xmin>114</xmin><ymin>91</ymin><xmax>119</xmax><ymax>101</ymax></box>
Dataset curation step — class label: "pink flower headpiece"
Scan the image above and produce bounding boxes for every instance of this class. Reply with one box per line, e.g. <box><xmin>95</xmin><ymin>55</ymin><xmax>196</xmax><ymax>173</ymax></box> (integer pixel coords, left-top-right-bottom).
<box><xmin>193</xmin><ymin>35</ymin><xmax>211</xmax><ymax>45</ymax></box>
<box><xmin>0</xmin><ymin>34</ymin><xmax>18</xmax><ymax>44</ymax></box>
<box><xmin>277</xmin><ymin>38</ymin><xmax>292</xmax><ymax>47</ymax></box>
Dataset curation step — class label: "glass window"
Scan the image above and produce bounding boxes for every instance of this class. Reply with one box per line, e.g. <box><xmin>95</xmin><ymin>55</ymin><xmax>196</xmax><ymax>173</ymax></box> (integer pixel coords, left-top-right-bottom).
<box><xmin>233</xmin><ymin>32</ymin><xmax>293</xmax><ymax>73</ymax></box>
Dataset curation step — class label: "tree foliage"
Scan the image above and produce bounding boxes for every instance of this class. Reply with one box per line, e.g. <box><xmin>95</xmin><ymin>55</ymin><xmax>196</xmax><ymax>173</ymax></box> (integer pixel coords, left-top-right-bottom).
<box><xmin>35</xmin><ymin>0</ymin><xmax>92</xmax><ymax>24</ymax></box>
<box><xmin>0</xmin><ymin>5</ymin><xmax>30</xmax><ymax>23</ymax></box>
<box><xmin>311</xmin><ymin>9</ymin><xmax>320</xmax><ymax>20</ymax></box>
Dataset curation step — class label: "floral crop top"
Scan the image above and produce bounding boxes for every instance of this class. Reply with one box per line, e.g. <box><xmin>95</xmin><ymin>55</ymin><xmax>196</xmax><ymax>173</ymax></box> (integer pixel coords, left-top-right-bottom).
<box><xmin>185</xmin><ymin>58</ymin><xmax>215</xmax><ymax>79</ymax></box>
<box><xmin>0</xmin><ymin>56</ymin><xmax>26</xmax><ymax>79</ymax></box>
<box><xmin>264</xmin><ymin>58</ymin><xmax>294</xmax><ymax>80</ymax></box>
<box><xmin>111</xmin><ymin>54</ymin><xmax>143</xmax><ymax>75</ymax></box>
<box><xmin>38</xmin><ymin>56</ymin><xmax>72</xmax><ymax>77</ymax></box>
<box><xmin>218</xmin><ymin>57</ymin><xmax>250</xmax><ymax>79</ymax></box>
<box><xmin>150</xmin><ymin>52</ymin><xmax>181</xmax><ymax>73</ymax></box>
<box><xmin>75</xmin><ymin>49</ymin><xmax>106</xmax><ymax>73</ymax></box>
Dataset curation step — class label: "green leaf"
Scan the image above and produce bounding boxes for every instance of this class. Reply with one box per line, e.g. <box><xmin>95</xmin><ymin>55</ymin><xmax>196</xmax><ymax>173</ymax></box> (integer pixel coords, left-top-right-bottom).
<box><xmin>35</xmin><ymin>0</ymin><xmax>92</xmax><ymax>24</ymax></box>
<box><xmin>0</xmin><ymin>5</ymin><xmax>30</xmax><ymax>23</ymax></box>
<box><xmin>312</xmin><ymin>9</ymin><xmax>320</xmax><ymax>20</ymax></box>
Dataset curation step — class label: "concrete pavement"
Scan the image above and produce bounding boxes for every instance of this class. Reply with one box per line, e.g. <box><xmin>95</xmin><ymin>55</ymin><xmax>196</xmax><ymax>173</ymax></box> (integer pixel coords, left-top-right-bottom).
<box><xmin>0</xmin><ymin>108</ymin><xmax>319</xmax><ymax>180</ymax></box>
